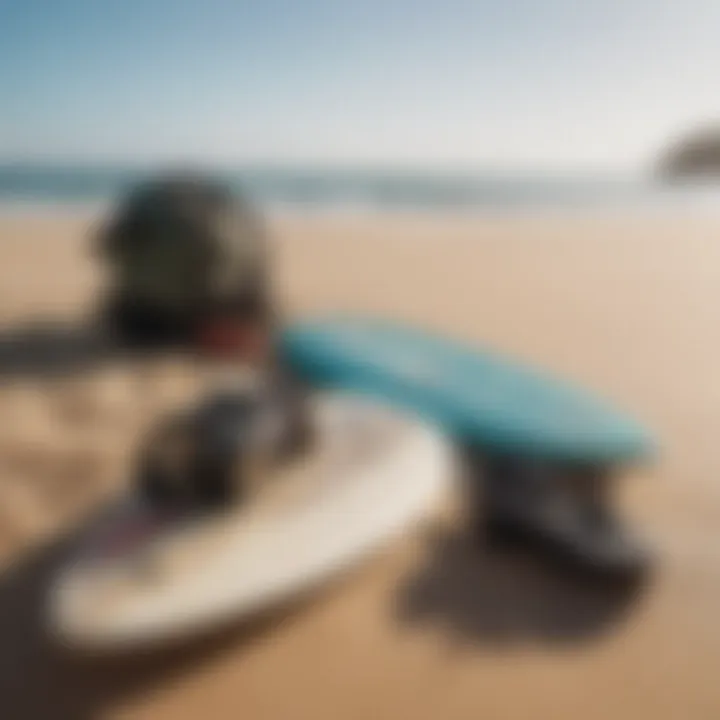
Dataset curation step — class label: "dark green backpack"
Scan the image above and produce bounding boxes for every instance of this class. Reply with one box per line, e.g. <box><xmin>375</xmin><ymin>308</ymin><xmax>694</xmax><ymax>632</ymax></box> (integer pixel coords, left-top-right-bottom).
<box><xmin>98</xmin><ymin>174</ymin><xmax>269</xmax><ymax>318</ymax></box>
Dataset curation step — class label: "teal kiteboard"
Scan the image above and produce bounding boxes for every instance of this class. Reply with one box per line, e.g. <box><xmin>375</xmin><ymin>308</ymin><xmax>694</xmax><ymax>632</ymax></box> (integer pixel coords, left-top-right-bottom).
<box><xmin>280</xmin><ymin>316</ymin><xmax>653</xmax><ymax>465</ymax></box>
<box><xmin>280</xmin><ymin>315</ymin><xmax>656</xmax><ymax>580</ymax></box>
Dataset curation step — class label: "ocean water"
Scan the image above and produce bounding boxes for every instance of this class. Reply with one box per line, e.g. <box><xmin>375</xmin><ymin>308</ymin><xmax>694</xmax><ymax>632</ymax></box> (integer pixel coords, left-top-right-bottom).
<box><xmin>0</xmin><ymin>163</ymin><xmax>717</xmax><ymax>214</ymax></box>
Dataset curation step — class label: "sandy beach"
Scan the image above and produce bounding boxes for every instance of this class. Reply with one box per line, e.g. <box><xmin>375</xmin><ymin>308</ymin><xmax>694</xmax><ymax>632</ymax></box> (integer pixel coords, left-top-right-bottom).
<box><xmin>1</xmin><ymin>208</ymin><xmax>719</xmax><ymax>719</ymax></box>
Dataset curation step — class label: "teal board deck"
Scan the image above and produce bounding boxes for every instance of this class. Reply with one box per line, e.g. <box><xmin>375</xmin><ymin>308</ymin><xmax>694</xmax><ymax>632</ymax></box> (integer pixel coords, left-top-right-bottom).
<box><xmin>280</xmin><ymin>316</ymin><xmax>654</xmax><ymax>463</ymax></box>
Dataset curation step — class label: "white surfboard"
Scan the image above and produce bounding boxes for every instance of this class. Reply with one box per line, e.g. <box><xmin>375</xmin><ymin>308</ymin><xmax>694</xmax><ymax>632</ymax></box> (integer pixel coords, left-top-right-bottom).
<box><xmin>48</xmin><ymin>393</ymin><xmax>454</xmax><ymax>650</ymax></box>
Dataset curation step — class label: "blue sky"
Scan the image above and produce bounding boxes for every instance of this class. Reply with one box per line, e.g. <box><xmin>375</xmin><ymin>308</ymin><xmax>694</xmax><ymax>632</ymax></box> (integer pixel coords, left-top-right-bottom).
<box><xmin>1</xmin><ymin>0</ymin><xmax>719</xmax><ymax>171</ymax></box>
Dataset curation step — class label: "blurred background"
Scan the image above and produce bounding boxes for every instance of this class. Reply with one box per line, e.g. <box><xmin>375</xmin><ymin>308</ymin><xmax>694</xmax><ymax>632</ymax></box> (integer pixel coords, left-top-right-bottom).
<box><xmin>1</xmin><ymin>0</ymin><xmax>719</xmax><ymax>212</ymax></box>
<box><xmin>0</xmin><ymin>1</ymin><xmax>719</xmax><ymax>719</ymax></box>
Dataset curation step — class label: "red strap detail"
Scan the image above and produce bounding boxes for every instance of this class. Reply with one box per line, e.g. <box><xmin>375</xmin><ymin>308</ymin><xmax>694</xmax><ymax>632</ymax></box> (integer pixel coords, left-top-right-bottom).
<box><xmin>196</xmin><ymin>319</ymin><xmax>270</xmax><ymax>361</ymax></box>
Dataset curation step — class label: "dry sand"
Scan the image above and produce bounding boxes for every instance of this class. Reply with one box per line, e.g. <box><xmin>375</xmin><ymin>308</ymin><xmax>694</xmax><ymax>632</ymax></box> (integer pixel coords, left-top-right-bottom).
<box><xmin>0</xmin><ymin>209</ymin><xmax>719</xmax><ymax>718</ymax></box>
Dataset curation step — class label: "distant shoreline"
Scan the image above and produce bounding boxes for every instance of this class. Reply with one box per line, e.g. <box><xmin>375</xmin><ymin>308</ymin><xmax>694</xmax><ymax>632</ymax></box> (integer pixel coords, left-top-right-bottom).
<box><xmin>0</xmin><ymin>165</ymin><xmax>653</xmax><ymax>210</ymax></box>
<box><xmin>3</xmin><ymin>195</ymin><xmax>720</xmax><ymax>218</ymax></box>
<box><xmin>0</xmin><ymin>165</ymin><xmax>718</xmax><ymax>219</ymax></box>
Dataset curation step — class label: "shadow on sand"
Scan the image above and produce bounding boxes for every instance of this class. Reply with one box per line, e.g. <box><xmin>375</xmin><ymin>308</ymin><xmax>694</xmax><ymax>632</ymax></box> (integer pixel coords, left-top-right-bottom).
<box><xmin>395</xmin><ymin>523</ymin><xmax>650</xmax><ymax>648</ymax></box>
<box><xmin>0</xmin><ymin>319</ymin><xmax>119</xmax><ymax>380</ymax></box>
<box><xmin>0</xmin><ymin>315</ymin><xmax>197</xmax><ymax>383</ymax></box>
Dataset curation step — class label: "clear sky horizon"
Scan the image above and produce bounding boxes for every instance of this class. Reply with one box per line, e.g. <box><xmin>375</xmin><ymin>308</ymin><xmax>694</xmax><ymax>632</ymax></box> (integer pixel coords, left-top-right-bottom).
<box><xmin>1</xmin><ymin>0</ymin><xmax>719</xmax><ymax>173</ymax></box>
